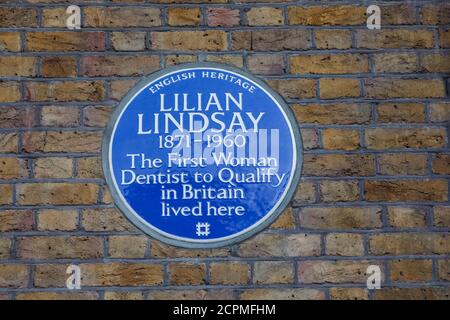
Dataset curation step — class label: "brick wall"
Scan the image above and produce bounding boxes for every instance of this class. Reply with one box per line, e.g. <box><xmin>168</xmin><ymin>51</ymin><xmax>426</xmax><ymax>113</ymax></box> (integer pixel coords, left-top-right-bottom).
<box><xmin>0</xmin><ymin>0</ymin><xmax>449</xmax><ymax>300</ymax></box>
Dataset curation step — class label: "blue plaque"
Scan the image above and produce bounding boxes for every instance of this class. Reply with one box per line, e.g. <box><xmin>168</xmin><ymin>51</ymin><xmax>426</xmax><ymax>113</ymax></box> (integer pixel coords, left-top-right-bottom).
<box><xmin>103</xmin><ymin>63</ymin><xmax>302</xmax><ymax>248</ymax></box>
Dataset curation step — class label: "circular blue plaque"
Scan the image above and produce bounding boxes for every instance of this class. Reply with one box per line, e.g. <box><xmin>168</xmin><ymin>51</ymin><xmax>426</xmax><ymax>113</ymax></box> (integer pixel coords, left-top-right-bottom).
<box><xmin>103</xmin><ymin>63</ymin><xmax>302</xmax><ymax>248</ymax></box>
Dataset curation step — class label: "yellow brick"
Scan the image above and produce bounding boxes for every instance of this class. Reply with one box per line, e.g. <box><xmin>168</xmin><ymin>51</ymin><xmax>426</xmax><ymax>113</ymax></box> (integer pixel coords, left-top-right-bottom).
<box><xmin>320</xmin><ymin>78</ymin><xmax>360</xmax><ymax>99</ymax></box>
<box><xmin>246</xmin><ymin>7</ymin><xmax>283</xmax><ymax>26</ymax></box>
<box><xmin>168</xmin><ymin>8</ymin><xmax>201</xmax><ymax>26</ymax></box>
<box><xmin>38</xmin><ymin>209</ymin><xmax>79</xmax><ymax>231</ymax></box>
<box><xmin>34</xmin><ymin>157</ymin><xmax>73</xmax><ymax>179</ymax></box>
<box><xmin>291</xmin><ymin>54</ymin><xmax>369</xmax><ymax>74</ymax></box>
<box><xmin>289</xmin><ymin>5</ymin><xmax>365</xmax><ymax>25</ymax></box>
<box><xmin>152</xmin><ymin>31</ymin><xmax>227</xmax><ymax>51</ymax></box>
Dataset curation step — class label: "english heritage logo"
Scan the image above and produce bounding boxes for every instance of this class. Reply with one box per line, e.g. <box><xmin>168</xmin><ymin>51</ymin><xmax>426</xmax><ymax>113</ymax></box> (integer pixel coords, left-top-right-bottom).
<box><xmin>102</xmin><ymin>63</ymin><xmax>303</xmax><ymax>248</ymax></box>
